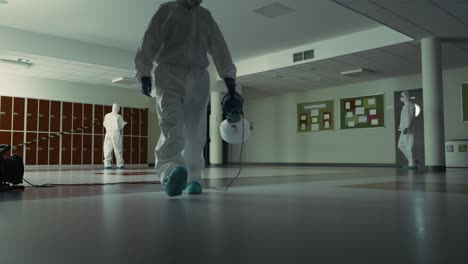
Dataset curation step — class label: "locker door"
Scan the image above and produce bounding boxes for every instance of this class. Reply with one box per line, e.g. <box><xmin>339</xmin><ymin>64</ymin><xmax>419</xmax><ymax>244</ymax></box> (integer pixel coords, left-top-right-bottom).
<box><xmin>72</xmin><ymin>134</ymin><xmax>82</xmax><ymax>164</ymax></box>
<box><xmin>93</xmin><ymin>105</ymin><xmax>104</xmax><ymax>135</ymax></box>
<box><xmin>0</xmin><ymin>132</ymin><xmax>11</xmax><ymax>155</ymax></box>
<box><xmin>131</xmin><ymin>136</ymin><xmax>139</xmax><ymax>164</ymax></box>
<box><xmin>38</xmin><ymin>100</ymin><xmax>50</xmax><ymax>132</ymax></box>
<box><xmin>12</xmin><ymin>132</ymin><xmax>24</xmax><ymax>158</ymax></box>
<box><xmin>122</xmin><ymin>107</ymin><xmax>132</xmax><ymax>136</ymax></box>
<box><xmin>25</xmin><ymin>132</ymin><xmax>37</xmax><ymax>165</ymax></box>
<box><xmin>13</xmin><ymin>97</ymin><xmax>25</xmax><ymax>131</ymax></box>
<box><xmin>123</xmin><ymin>135</ymin><xmax>131</xmax><ymax>165</ymax></box>
<box><xmin>0</xmin><ymin>96</ymin><xmax>13</xmax><ymax>130</ymax></box>
<box><xmin>26</xmin><ymin>99</ymin><xmax>38</xmax><ymax>132</ymax></box>
<box><xmin>82</xmin><ymin>134</ymin><xmax>92</xmax><ymax>164</ymax></box>
<box><xmin>83</xmin><ymin>104</ymin><xmax>93</xmax><ymax>134</ymax></box>
<box><xmin>37</xmin><ymin>133</ymin><xmax>49</xmax><ymax>165</ymax></box>
<box><xmin>50</xmin><ymin>101</ymin><xmax>61</xmax><ymax>132</ymax></box>
<box><xmin>131</xmin><ymin>108</ymin><xmax>140</xmax><ymax>136</ymax></box>
<box><xmin>62</xmin><ymin>102</ymin><xmax>72</xmax><ymax>133</ymax></box>
<box><xmin>140</xmin><ymin>137</ymin><xmax>148</xmax><ymax>165</ymax></box>
<box><xmin>49</xmin><ymin>134</ymin><xmax>60</xmax><ymax>165</ymax></box>
<box><xmin>61</xmin><ymin>134</ymin><xmax>72</xmax><ymax>165</ymax></box>
<box><xmin>93</xmin><ymin>135</ymin><xmax>103</xmax><ymax>165</ymax></box>
<box><xmin>104</xmin><ymin>105</ymin><xmax>112</xmax><ymax>135</ymax></box>
<box><xmin>140</xmin><ymin>108</ymin><xmax>148</xmax><ymax>137</ymax></box>
<box><xmin>73</xmin><ymin>103</ymin><xmax>83</xmax><ymax>134</ymax></box>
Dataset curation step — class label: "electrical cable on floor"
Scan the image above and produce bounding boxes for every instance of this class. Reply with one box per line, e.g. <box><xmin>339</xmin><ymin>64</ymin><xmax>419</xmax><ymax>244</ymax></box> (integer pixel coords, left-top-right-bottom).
<box><xmin>22</xmin><ymin>178</ymin><xmax>160</xmax><ymax>188</ymax></box>
<box><xmin>206</xmin><ymin>118</ymin><xmax>245</xmax><ymax>192</ymax></box>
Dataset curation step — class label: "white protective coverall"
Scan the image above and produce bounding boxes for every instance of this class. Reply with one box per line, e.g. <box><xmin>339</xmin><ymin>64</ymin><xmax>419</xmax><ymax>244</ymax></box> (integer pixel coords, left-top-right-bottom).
<box><xmin>134</xmin><ymin>0</ymin><xmax>236</xmax><ymax>184</ymax></box>
<box><xmin>398</xmin><ymin>93</ymin><xmax>416</xmax><ymax>167</ymax></box>
<box><xmin>103</xmin><ymin>103</ymin><xmax>126</xmax><ymax>168</ymax></box>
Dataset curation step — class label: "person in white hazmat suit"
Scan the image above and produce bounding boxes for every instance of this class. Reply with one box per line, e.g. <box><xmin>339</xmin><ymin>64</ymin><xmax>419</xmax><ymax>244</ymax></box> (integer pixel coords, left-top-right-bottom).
<box><xmin>103</xmin><ymin>103</ymin><xmax>127</xmax><ymax>169</ymax></box>
<box><xmin>135</xmin><ymin>0</ymin><xmax>237</xmax><ymax>196</ymax></box>
<box><xmin>398</xmin><ymin>91</ymin><xmax>417</xmax><ymax>169</ymax></box>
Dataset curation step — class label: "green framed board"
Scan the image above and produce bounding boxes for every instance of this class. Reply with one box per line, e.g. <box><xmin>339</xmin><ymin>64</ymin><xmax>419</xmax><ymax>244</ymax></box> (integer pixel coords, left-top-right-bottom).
<box><xmin>463</xmin><ymin>83</ymin><xmax>468</xmax><ymax>122</ymax></box>
<box><xmin>340</xmin><ymin>94</ymin><xmax>385</xmax><ymax>129</ymax></box>
<box><xmin>297</xmin><ymin>100</ymin><xmax>334</xmax><ymax>132</ymax></box>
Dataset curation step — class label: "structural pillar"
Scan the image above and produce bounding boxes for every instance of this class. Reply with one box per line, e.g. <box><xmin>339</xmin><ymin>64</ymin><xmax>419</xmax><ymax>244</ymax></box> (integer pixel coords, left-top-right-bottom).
<box><xmin>421</xmin><ymin>37</ymin><xmax>446</xmax><ymax>171</ymax></box>
<box><xmin>209</xmin><ymin>91</ymin><xmax>223</xmax><ymax>165</ymax></box>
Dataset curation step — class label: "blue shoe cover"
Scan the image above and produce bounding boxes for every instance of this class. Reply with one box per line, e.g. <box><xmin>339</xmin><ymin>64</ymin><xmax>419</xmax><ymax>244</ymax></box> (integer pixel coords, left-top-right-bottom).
<box><xmin>163</xmin><ymin>166</ymin><xmax>188</xmax><ymax>197</ymax></box>
<box><xmin>187</xmin><ymin>181</ymin><xmax>202</xmax><ymax>195</ymax></box>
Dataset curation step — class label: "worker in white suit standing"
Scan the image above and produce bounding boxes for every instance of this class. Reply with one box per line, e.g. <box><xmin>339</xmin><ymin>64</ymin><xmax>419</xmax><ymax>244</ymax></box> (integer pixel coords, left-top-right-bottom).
<box><xmin>103</xmin><ymin>103</ymin><xmax>127</xmax><ymax>169</ymax></box>
<box><xmin>398</xmin><ymin>91</ymin><xmax>417</xmax><ymax>169</ymax></box>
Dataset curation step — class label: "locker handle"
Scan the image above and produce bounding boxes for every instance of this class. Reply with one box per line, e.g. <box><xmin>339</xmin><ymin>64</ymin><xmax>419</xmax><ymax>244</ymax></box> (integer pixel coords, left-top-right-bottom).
<box><xmin>50</xmin><ymin>148</ymin><xmax>54</xmax><ymax>150</ymax></box>
<box><xmin>13</xmin><ymin>112</ymin><xmax>18</xmax><ymax>116</ymax></box>
<box><xmin>83</xmin><ymin>148</ymin><xmax>87</xmax><ymax>151</ymax></box>
<box><xmin>72</xmin><ymin>148</ymin><xmax>77</xmax><ymax>151</ymax></box>
<box><xmin>39</xmin><ymin>114</ymin><xmax>44</xmax><ymax>117</ymax></box>
<box><xmin>73</xmin><ymin>117</ymin><xmax>78</xmax><ymax>119</ymax></box>
<box><xmin>27</xmin><ymin>113</ymin><xmax>32</xmax><ymax>116</ymax></box>
<box><xmin>50</xmin><ymin>115</ymin><xmax>55</xmax><ymax>118</ymax></box>
<box><xmin>63</xmin><ymin>116</ymin><xmax>67</xmax><ymax>118</ymax></box>
<box><xmin>38</xmin><ymin>148</ymin><xmax>43</xmax><ymax>150</ymax></box>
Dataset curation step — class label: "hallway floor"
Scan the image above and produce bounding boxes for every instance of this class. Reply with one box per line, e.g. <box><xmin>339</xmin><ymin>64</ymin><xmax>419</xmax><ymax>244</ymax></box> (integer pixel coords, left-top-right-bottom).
<box><xmin>1</xmin><ymin>166</ymin><xmax>467</xmax><ymax>264</ymax></box>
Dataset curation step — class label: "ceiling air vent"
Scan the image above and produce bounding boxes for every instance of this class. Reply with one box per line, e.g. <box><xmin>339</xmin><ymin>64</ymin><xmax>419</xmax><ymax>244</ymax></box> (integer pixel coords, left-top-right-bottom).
<box><xmin>293</xmin><ymin>52</ymin><xmax>304</xmax><ymax>63</ymax></box>
<box><xmin>253</xmin><ymin>2</ymin><xmax>296</xmax><ymax>18</ymax></box>
<box><xmin>293</xmin><ymin>49</ymin><xmax>315</xmax><ymax>63</ymax></box>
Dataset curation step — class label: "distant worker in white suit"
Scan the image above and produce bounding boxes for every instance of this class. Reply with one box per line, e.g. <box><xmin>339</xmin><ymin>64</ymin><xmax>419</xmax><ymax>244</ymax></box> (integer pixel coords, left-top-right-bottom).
<box><xmin>398</xmin><ymin>91</ymin><xmax>416</xmax><ymax>169</ymax></box>
<box><xmin>103</xmin><ymin>103</ymin><xmax>127</xmax><ymax>169</ymax></box>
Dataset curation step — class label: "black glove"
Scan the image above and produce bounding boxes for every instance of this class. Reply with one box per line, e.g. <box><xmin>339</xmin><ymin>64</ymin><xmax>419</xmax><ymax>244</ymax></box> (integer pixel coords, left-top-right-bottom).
<box><xmin>224</xmin><ymin>77</ymin><xmax>236</xmax><ymax>94</ymax></box>
<box><xmin>403</xmin><ymin>128</ymin><xmax>408</xmax><ymax>135</ymax></box>
<box><xmin>141</xmin><ymin>77</ymin><xmax>152</xmax><ymax>97</ymax></box>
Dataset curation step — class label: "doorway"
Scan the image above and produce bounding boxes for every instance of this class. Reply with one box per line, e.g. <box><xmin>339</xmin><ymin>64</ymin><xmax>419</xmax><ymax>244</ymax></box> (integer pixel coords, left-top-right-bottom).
<box><xmin>394</xmin><ymin>89</ymin><xmax>425</xmax><ymax>166</ymax></box>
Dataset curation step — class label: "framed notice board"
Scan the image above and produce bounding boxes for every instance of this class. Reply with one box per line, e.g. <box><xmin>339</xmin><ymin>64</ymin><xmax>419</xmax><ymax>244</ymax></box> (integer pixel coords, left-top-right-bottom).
<box><xmin>340</xmin><ymin>94</ymin><xmax>385</xmax><ymax>129</ymax></box>
<box><xmin>463</xmin><ymin>83</ymin><xmax>468</xmax><ymax>122</ymax></box>
<box><xmin>297</xmin><ymin>100</ymin><xmax>334</xmax><ymax>132</ymax></box>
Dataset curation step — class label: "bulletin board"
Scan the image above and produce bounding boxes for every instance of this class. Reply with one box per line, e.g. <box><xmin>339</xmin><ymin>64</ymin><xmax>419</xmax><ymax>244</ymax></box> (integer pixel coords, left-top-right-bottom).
<box><xmin>340</xmin><ymin>94</ymin><xmax>385</xmax><ymax>129</ymax></box>
<box><xmin>297</xmin><ymin>100</ymin><xmax>334</xmax><ymax>132</ymax></box>
<box><xmin>463</xmin><ymin>83</ymin><xmax>468</xmax><ymax>122</ymax></box>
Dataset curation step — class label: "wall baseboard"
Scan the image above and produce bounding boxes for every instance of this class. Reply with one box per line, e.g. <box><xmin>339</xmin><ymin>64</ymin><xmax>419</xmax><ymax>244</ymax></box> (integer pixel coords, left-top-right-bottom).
<box><xmin>222</xmin><ymin>162</ymin><xmax>398</xmax><ymax>168</ymax></box>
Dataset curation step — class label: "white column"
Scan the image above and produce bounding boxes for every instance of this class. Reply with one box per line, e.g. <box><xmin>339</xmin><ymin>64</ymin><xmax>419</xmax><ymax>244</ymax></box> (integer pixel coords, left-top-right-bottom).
<box><xmin>421</xmin><ymin>37</ymin><xmax>446</xmax><ymax>170</ymax></box>
<box><xmin>209</xmin><ymin>91</ymin><xmax>223</xmax><ymax>165</ymax></box>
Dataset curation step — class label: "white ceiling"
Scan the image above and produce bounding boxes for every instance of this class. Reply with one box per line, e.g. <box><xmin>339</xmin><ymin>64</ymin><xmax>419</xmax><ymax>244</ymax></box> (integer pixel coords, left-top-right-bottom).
<box><xmin>332</xmin><ymin>0</ymin><xmax>468</xmax><ymax>39</ymax></box>
<box><xmin>0</xmin><ymin>49</ymin><xmax>138</xmax><ymax>88</ymax></box>
<box><xmin>1</xmin><ymin>0</ymin><xmax>467</xmax><ymax>95</ymax></box>
<box><xmin>0</xmin><ymin>0</ymin><xmax>379</xmax><ymax>60</ymax></box>
<box><xmin>239</xmin><ymin>41</ymin><xmax>468</xmax><ymax>99</ymax></box>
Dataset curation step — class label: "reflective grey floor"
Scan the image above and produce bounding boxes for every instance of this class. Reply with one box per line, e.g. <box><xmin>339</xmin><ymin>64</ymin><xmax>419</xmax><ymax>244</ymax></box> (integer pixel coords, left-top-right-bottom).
<box><xmin>1</xmin><ymin>166</ymin><xmax>468</xmax><ymax>264</ymax></box>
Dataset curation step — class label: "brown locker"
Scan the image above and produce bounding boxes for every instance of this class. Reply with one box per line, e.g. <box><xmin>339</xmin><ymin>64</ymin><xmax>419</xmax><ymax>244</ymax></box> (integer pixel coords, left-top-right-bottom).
<box><xmin>122</xmin><ymin>107</ymin><xmax>131</xmax><ymax>136</ymax></box>
<box><xmin>73</xmin><ymin>103</ymin><xmax>83</xmax><ymax>134</ymax></box>
<box><xmin>12</xmin><ymin>97</ymin><xmax>25</xmax><ymax>131</ymax></box>
<box><xmin>37</xmin><ymin>133</ymin><xmax>49</xmax><ymax>165</ymax></box>
<box><xmin>72</xmin><ymin>134</ymin><xmax>82</xmax><ymax>164</ymax></box>
<box><xmin>140</xmin><ymin>137</ymin><xmax>148</xmax><ymax>165</ymax></box>
<box><xmin>61</xmin><ymin>134</ymin><xmax>72</xmax><ymax>165</ymax></box>
<box><xmin>82</xmin><ymin>104</ymin><xmax>93</xmax><ymax>134</ymax></box>
<box><xmin>131</xmin><ymin>136</ymin><xmax>139</xmax><ymax>164</ymax></box>
<box><xmin>123</xmin><ymin>136</ymin><xmax>131</xmax><ymax>165</ymax></box>
<box><xmin>104</xmin><ymin>105</ymin><xmax>112</xmax><ymax>135</ymax></box>
<box><xmin>50</xmin><ymin>101</ymin><xmax>61</xmax><ymax>132</ymax></box>
<box><xmin>62</xmin><ymin>102</ymin><xmax>72</xmax><ymax>133</ymax></box>
<box><xmin>49</xmin><ymin>134</ymin><xmax>60</xmax><ymax>165</ymax></box>
<box><xmin>140</xmin><ymin>108</ymin><xmax>148</xmax><ymax>137</ymax></box>
<box><xmin>26</xmin><ymin>99</ymin><xmax>38</xmax><ymax>132</ymax></box>
<box><xmin>12</xmin><ymin>132</ymin><xmax>24</xmax><ymax>158</ymax></box>
<box><xmin>82</xmin><ymin>135</ymin><xmax>92</xmax><ymax>164</ymax></box>
<box><xmin>25</xmin><ymin>132</ymin><xmax>37</xmax><ymax>165</ymax></box>
<box><xmin>93</xmin><ymin>135</ymin><xmax>103</xmax><ymax>165</ymax></box>
<box><xmin>93</xmin><ymin>104</ymin><xmax>104</xmax><ymax>135</ymax></box>
<box><xmin>0</xmin><ymin>96</ymin><xmax>12</xmax><ymax>130</ymax></box>
<box><xmin>0</xmin><ymin>132</ymin><xmax>11</xmax><ymax>155</ymax></box>
<box><xmin>131</xmin><ymin>108</ymin><xmax>140</xmax><ymax>136</ymax></box>
<box><xmin>38</xmin><ymin>100</ymin><xmax>50</xmax><ymax>132</ymax></box>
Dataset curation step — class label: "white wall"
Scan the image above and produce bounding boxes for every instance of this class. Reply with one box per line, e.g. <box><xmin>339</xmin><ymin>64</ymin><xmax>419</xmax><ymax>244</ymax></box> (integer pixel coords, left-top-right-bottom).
<box><xmin>231</xmin><ymin>66</ymin><xmax>468</xmax><ymax>165</ymax></box>
<box><xmin>0</xmin><ymin>72</ymin><xmax>159</xmax><ymax>164</ymax></box>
